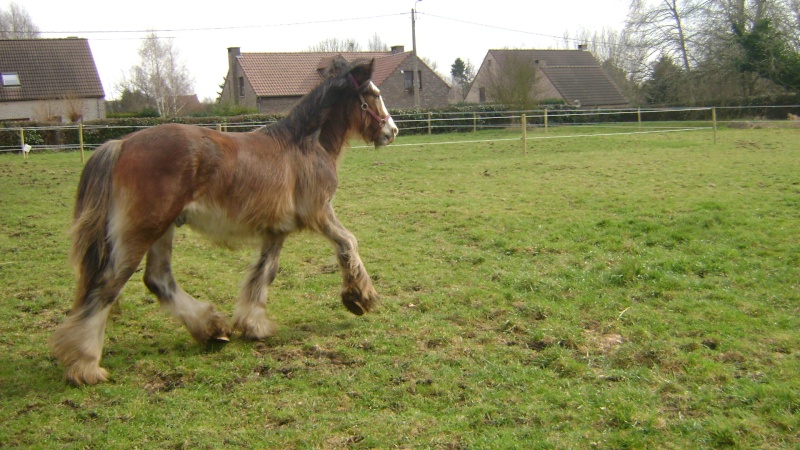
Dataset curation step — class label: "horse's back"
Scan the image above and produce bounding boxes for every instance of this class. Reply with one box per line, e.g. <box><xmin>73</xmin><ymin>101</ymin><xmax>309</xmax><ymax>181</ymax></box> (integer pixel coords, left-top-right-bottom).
<box><xmin>108</xmin><ymin>122</ymin><xmax>338</xmax><ymax>241</ymax></box>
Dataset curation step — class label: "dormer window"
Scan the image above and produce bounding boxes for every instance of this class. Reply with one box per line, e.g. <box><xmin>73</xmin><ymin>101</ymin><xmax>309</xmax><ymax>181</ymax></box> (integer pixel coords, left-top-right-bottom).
<box><xmin>1</xmin><ymin>72</ymin><xmax>21</xmax><ymax>86</ymax></box>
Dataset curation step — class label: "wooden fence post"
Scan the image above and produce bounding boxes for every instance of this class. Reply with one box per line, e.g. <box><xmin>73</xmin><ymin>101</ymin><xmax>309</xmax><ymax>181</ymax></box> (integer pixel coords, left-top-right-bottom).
<box><xmin>522</xmin><ymin>114</ymin><xmax>527</xmax><ymax>156</ymax></box>
<box><xmin>20</xmin><ymin>128</ymin><xmax>29</xmax><ymax>159</ymax></box>
<box><xmin>712</xmin><ymin>107</ymin><xmax>717</xmax><ymax>144</ymax></box>
<box><xmin>544</xmin><ymin>108</ymin><xmax>548</xmax><ymax>133</ymax></box>
<box><xmin>79</xmin><ymin>123</ymin><xmax>85</xmax><ymax>163</ymax></box>
<box><xmin>427</xmin><ymin>112</ymin><xmax>432</xmax><ymax>135</ymax></box>
<box><xmin>473</xmin><ymin>112</ymin><xmax>477</xmax><ymax>132</ymax></box>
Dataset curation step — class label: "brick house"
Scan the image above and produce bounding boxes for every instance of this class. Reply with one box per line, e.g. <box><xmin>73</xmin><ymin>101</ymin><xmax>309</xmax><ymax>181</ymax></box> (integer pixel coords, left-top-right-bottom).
<box><xmin>0</xmin><ymin>38</ymin><xmax>106</xmax><ymax>122</ymax></box>
<box><xmin>219</xmin><ymin>46</ymin><xmax>450</xmax><ymax>114</ymax></box>
<box><xmin>466</xmin><ymin>49</ymin><xmax>629</xmax><ymax>108</ymax></box>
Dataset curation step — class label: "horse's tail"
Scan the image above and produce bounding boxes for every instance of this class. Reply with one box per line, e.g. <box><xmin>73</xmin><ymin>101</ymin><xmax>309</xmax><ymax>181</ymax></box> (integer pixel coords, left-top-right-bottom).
<box><xmin>69</xmin><ymin>140</ymin><xmax>124</xmax><ymax>309</ymax></box>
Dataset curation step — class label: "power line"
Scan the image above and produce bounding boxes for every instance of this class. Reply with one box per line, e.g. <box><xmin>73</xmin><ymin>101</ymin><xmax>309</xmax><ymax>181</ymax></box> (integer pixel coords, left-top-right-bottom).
<box><xmin>419</xmin><ymin>12</ymin><xmax>622</xmax><ymax>47</ymax></box>
<box><xmin>20</xmin><ymin>9</ymin><xmax>618</xmax><ymax>49</ymax></box>
<box><xmin>419</xmin><ymin>12</ymin><xmax>568</xmax><ymax>42</ymax></box>
<box><xmin>27</xmin><ymin>12</ymin><xmax>407</xmax><ymax>36</ymax></box>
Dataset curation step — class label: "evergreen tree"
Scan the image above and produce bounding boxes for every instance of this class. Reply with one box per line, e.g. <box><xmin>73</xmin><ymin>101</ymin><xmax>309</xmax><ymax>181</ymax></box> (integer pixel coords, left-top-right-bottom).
<box><xmin>643</xmin><ymin>56</ymin><xmax>684</xmax><ymax>105</ymax></box>
<box><xmin>733</xmin><ymin>18</ymin><xmax>800</xmax><ymax>93</ymax></box>
<box><xmin>450</xmin><ymin>58</ymin><xmax>475</xmax><ymax>101</ymax></box>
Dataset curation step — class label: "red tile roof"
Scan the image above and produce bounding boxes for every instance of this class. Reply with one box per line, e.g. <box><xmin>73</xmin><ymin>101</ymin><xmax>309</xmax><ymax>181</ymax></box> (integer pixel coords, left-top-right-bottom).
<box><xmin>0</xmin><ymin>38</ymin><xmax>105</xmax><ymax>102</ymax></box>
<box><xmin>237</xmin><ymin>51</ymin><xmax>411</xmax><ymax>97</ymax></box>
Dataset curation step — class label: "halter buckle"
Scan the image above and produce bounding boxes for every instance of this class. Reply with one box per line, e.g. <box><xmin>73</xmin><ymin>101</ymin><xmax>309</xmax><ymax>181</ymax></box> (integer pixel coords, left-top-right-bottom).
<box><xmin>351</xmin><ymin>74</ymin><xmax>389</xmax><ymax>128</ymax></box>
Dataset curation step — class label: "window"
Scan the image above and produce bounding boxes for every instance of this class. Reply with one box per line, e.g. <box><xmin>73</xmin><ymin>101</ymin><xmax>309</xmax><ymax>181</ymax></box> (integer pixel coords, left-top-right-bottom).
<box><xmin>404</xmin><ymin>71</ymin><xmax>413</xmax><ymax>91</ymax></box>
<box><xmin>238</xmin><ymin>77</ymin><xmax>245</xmax><ymax>97</ymax></box>
<box><xmin>1</xmin><ymin>72</ymin><xmax>21</xmax><ymax>87</ymax></box>
<box><xmin>403</xmin><ymin>70</ymin><xmax>423</xmax><ymax>92</ymax></box>
<box><xmin>479</xmin><ymin>87</ymin><xmax>486</xmax><ymax>103</ymax></box>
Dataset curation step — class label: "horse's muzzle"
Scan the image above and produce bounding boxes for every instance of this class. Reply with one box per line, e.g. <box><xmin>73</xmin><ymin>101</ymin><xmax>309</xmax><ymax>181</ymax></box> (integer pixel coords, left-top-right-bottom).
<box><xmin>375</xmin><ymin>118</ymin><xmax>399</xmax><ymax>148</ymax></box>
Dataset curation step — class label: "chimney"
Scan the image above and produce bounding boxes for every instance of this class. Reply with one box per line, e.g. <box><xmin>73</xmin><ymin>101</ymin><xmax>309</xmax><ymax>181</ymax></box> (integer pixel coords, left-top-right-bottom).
<box><xmin>227</xmin><ymin>47</ymin><xmax>241</xmax><ymax>103</ymax></box>
<box><xmin>391</xmin><ymin>45</ymin><xmax>405</xmax><ymax>54</ymax></box>
<box><xmin>228</xmin><ymin>47</ymin><xmax>241</xmax><ymax>69</ymax></box>
<box><xmin>577</xmin><ymin>43</ymin><xmax>588</xmax><ymax>51</ymax></box>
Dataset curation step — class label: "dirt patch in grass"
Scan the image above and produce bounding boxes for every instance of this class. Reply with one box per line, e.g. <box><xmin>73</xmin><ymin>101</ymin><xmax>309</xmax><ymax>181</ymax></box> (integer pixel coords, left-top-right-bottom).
<box><xmin>727</xmin><ymin>120</ymin><xmax>800</xmax><ymax>129</ymax></box>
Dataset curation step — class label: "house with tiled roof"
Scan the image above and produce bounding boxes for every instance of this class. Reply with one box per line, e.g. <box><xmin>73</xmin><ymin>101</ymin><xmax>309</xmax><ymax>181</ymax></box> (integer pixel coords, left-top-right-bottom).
<box><xmin>466</xmin><ymin>49</ymin><xmax>629</xmax><ymax>108</ymax></box>
<box><xmin>0</xmin><ymin>38</ymin><xmax>105</xmax><ymax>122</ymax></box>
<box><xmin>220</xmin><ymin>46</ymin><xmax>450</xmax><ymax>114</ymax></box>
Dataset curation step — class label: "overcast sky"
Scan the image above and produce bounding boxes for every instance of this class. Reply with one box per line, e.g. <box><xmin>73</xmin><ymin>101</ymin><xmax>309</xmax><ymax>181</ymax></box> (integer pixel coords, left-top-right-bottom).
<box><xmin>11</xmin><ymin>0</ymin><xmax>629</xmax><ymax>101</ymax></box>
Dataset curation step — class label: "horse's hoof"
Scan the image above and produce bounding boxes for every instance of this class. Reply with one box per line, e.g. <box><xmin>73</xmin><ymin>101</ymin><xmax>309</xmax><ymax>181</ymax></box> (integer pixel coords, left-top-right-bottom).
<box><xmin>65</xmin><ymin>363</ymin><xmax>110</xmax><ymax>386</ymax></box>
<box><xmin>190</xmin><ymin>309</ymin><xmax>232</xmax><ymax>344</ymax></box>
<box><xmin>232</xmin><ymin>313</ymin><xmax>278</xmax><ymax>341</ymax></box>
<box><xmin>341</xmin><ymin>291</ymin><xmax>367</xmax><ymax>316</ymax></box>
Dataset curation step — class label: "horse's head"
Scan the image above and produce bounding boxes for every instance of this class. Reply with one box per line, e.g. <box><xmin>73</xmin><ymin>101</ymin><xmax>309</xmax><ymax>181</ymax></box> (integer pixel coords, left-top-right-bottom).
<box><xmin>346</xmin><ymin>60</ymin><xmax>399</xmax><ymax>148</ymax></box>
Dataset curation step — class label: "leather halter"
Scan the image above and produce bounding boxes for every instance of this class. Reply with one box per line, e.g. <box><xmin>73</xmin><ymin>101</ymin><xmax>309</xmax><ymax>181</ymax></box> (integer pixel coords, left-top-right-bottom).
<box><xmin>349</xmin><ymin>74</ymin><xmax>389</xmax><ymax>128</ymax></box>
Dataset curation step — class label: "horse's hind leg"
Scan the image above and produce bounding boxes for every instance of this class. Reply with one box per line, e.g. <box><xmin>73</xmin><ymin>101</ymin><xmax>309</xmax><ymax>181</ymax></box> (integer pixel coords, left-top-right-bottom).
<box><xmin>51</xmin><ymin>240</ymin><xmax>145</xmax><ymax>385</ymax></box>
<box><xmin>318</xmin><ymin>205</ymin><xmax>378</xmax><ymax>315</ymax></box>
<box><xmin>232</xmin><ymin>234</ymin><xmax>285</xmax><ymax>340</ymax></box>
<box><xmin>143</xmin><ymin>225</ymin><xmax>230</xmax><ymax>343</ymax></box>
<box><xmin>51</xmin><ymin>292</ymin><xmax>118</xmax><ymax>385</ymax></box>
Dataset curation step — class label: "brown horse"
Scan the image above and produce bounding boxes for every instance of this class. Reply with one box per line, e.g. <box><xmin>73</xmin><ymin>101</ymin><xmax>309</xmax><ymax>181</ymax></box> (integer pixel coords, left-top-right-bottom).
<box><xmin>51</xmin><ymin>58</ymin><xmax>398</xmax><ymax>385</ymax></box>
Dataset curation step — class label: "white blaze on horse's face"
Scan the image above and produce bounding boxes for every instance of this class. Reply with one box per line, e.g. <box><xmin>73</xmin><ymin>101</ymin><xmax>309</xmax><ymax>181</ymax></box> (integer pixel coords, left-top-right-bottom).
<box><xmin>366</xmin><ymin>81</ymin><xmax>399</xmax><ymax>147</ymax></box>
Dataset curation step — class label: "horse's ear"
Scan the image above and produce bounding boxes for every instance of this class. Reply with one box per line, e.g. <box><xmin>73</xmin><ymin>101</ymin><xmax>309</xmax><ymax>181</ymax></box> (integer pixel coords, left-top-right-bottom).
<box><xmin>349</xmin><ymin>59</ymin><xmax>375</xmax><ymax>86</ymax></box>
<box><xmin>318</xmin><ymin>56</ymin><xmax>347</xmax><ymax>78</ymax></box>
<box><xmin>328</xmin><ymin>56</ymin><xmax>349</xmax><ymax>77</ymax></box>
<box><xmin>366</xmin><ymin>58</ymin><xmax>376</xmax><ymax>76</ymax></box>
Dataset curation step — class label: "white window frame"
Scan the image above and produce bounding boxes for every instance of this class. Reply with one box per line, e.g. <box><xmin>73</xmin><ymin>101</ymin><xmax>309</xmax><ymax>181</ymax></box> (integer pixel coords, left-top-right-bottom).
<box><xmin>1</xmin><ymin>72</ymin><xmax>21</xmax><ymax>86</ymax></box>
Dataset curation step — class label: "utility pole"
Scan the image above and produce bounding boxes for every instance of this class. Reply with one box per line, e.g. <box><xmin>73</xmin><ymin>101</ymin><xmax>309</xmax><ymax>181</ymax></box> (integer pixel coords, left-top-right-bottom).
<box><xmin>411</xmin><ymin>4</ymin><xmax>420</xmax><ymax>108</ymax></box>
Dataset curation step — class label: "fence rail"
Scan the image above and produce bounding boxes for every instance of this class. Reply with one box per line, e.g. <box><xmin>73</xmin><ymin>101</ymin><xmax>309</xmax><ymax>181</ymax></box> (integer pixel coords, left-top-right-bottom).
<box><xmin>3</xmin><ymin>105</ymin><xmax>798</xmax><ymax>156</ymax></box>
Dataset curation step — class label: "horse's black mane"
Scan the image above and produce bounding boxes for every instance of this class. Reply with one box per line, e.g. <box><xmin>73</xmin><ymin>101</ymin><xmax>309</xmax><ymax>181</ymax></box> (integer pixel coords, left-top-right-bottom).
<box><xmin>263</xmin><ymin>58</ymin><xmax>370</xmax><ymax>150</ymax></box>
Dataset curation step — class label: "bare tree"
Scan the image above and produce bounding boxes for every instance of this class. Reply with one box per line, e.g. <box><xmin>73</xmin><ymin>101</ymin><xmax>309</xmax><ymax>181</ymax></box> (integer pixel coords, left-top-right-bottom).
<box><xmin>706</xmin><ymin>0</ymin><xmax>800</xmax><ymax>48</ymax></box>
<box><xmin>689</xmin><ymin>0</ymin><xmax>800</xmax><ymax>100</ymax></box>
<box><xmin>422</xmin><ymin>56</ymin><xmax>440</xmax><ymax>73</ymax></box>
<box><xmin>308</xmin><ymin>38</ymin><xmax>362</xmax><ymax>52</ymax></box>
<box><xmin>607</xmin><ymin>0</ymin><xmax>800</xmax><ymax>103</ymax></box>
<box><xmin>624</xmin><ymin>0</ymin><xmax>711</xmax><ymax>103</ymax></box>
<box><xmin>625</xmin><ymin>0</ymin><xmax>708</xmax><ymax>73</ymax></box>
<box><xmin>367</xmin><ymin>33</ymin><xmax>389</xmax><ymax>51</ymax></box>
<box><xmin>787</xmin><ymin>0</ymin><xmax>800</xmax><ymax>49</ymax></box>
<box><xmin>118</xmin><ymin>31</ymin><xmax>194</xmax><ymax>117</ymax></box>
<box><xmin>64</xmin><ymin>93</ymin><xmax>87</xmax><ymax>122</ymax></box>
<box><xmin>561</xmin><ymin>26</ymin><xmax>647</xmax><ymax>102</ymax></box>
<box><xmin>791</xmin><ymin>0</ymin><xmax>800</xmax><ymax>43</ymax></box>
<box><xmin>0</xmin><ymin>2</ymin><xmax>40</xmax><ymax>38</ymax></box>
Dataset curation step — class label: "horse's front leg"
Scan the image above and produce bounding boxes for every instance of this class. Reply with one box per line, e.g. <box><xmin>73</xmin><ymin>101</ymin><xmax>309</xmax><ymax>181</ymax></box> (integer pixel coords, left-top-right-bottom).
<box><xmin>232</xmin><ymin>233</ymin><xmax>286</xmax><ymax>340</ymax></box>
<box><xmin>319</xmin><ymin>205</ymin><xmax>378</xmax><ymax>315</ymax></box>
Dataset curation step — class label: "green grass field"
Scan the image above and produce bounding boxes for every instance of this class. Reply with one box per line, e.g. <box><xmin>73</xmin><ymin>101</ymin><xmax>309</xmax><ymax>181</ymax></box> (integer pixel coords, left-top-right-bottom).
<box><xmin>1</xmin><ymin>126</ymin><xmax>798</xmax><ymax>448</ymax></box>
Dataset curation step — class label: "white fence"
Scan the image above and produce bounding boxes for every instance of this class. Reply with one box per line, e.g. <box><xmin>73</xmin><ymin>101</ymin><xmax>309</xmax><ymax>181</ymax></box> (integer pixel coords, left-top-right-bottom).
<box><xmin>2</xmin><ymin>105</ymin><xmax>798</xmax><ymax>156</ymax></box>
